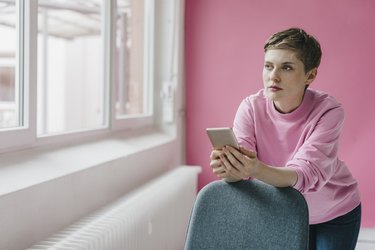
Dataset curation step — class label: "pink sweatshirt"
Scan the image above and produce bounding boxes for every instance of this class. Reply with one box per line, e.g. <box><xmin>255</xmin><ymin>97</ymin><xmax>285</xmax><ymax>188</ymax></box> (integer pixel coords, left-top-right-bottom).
<box><xmin>233</xmin><ymin>88</ymin><xmax>361</xmax><ymax>224</ymax></box>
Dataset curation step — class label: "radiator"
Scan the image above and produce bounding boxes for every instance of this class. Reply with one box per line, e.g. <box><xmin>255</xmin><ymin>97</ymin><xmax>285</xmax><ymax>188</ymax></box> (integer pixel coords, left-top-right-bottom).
<box><xmin>27</xmin><ymin>166</ymin><xmax>201</xmax><ymax>250</ymax></box>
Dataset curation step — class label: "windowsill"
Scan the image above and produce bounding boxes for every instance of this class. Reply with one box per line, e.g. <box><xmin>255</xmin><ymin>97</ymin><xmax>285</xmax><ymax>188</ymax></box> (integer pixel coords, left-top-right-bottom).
<box><xmin>0</xmin><ymin>128</ymin><xmax>175</xmax><ymax>197</ymax></box>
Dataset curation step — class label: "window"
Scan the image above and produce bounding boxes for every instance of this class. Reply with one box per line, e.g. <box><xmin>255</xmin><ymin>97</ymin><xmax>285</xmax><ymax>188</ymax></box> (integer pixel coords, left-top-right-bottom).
<box><xmin>115</xmin><ymin>0</ymin><xmax>153</xmax><ymax>119</ymax></box>
<box><xmin>0</xmin><ymin>0</ymin><xmax>158</xmax><ymax>152</ymax></box>
<box><xmin>37</xmin><ymin>0</ymin><xmax>106</xmax><ymax>136</ymax></box>
<box><xmin>0</xmin><ymin>0</ymin><xmax>22</xmax><ymax>130</ymax></box>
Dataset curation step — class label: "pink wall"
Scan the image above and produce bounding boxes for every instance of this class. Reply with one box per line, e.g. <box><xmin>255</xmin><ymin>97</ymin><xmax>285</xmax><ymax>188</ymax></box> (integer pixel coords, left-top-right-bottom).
<box><xmin>185</xmin><ymin>0</ymin><xmax>375</xmax><ymax>227</ymax></box>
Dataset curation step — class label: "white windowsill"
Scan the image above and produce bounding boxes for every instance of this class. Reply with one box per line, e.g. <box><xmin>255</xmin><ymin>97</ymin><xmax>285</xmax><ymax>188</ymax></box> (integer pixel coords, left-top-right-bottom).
<box><xmin>0</xmin><ymin>128</ymin><xmax>175</xmax><ymax>197</ymax></box>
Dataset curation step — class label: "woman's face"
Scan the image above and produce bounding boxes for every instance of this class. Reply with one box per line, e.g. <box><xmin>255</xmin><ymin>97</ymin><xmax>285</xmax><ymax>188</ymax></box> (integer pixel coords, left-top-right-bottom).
<box><xmin>262</xmin><ymin>49</ymin><xmax>316</xmax><ymax>113</ymax></box>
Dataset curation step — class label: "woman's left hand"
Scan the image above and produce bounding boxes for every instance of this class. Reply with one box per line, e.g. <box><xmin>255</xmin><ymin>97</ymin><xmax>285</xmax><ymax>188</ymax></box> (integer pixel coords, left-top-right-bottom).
<box><xmin>220</xmin><ymin>146</ymin><xmax>260</xmax><ymax>180</ymax></box>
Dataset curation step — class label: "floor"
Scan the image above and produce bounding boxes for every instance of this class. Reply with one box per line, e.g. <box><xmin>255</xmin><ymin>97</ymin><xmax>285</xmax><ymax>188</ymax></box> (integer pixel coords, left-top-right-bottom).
<box><xmin>356</xmin><ymin>228</ymin><xmax>375</xmax><ymax>250</ymax></box>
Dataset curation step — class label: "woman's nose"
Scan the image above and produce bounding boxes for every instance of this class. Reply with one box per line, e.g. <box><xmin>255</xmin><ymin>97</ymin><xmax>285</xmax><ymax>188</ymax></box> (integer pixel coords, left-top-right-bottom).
<box><xmin>270</xmin><ymin>69</ymin><xmax>280</xmax><ymax>83</ymax></box>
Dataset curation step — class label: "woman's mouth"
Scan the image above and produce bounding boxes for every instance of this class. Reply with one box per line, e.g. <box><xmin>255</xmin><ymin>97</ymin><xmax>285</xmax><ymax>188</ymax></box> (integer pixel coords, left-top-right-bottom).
<box><xmin>269</xmin><ymin>85</ymin><xmax>283</xmax><ymax>91</ymax></box>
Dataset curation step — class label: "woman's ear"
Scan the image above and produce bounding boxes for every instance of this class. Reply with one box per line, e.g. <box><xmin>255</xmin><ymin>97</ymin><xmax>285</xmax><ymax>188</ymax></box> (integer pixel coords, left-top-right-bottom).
<box><xmin>305</xmin><ymin>68</ymin><xmax>318</xmax><ymax>86</ymax></box>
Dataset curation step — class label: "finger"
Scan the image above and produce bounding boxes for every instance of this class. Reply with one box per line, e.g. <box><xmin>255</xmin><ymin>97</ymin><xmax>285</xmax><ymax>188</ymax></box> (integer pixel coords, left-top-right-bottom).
<box><xmin>210</xmin><ymin>158</ymin><xmax>227</xmax><ymax>175</ymax></box>
<box><xmin>220</xmin><ymin>152</ymin><xmax>237</xmax><ymax>169</ymax></box>
<box><xmin>211</xmin><ymin>163</ymin><xmax>227</xmax><ymax>177</ymax></box>
<box><xmin>213</xmin><ymin>167</ymin><xmax>225</xmax><ymax>174</ymax></box>
<box><xmin>220</xmin><ymin>154</ymin><xmax>242</xmax><ymax>179</ymax></box>
<box><xmin>223</xmin><ymin>147</ymin><xmax>253</xmax><ymax>178</ymax></box>
<box><xmin>223</xmin><ymin>149</ymin><xmax>241</xmax><ymax>167</ymax></box>
<box><xmin>224</xmin><ymin>146</ymin><xmax>247</xmax><ymax>165</ymax></box>
<box><xmin>210</xmin><ymin>159</ymin><xmax>222</xmax><ymax>169</ymax></box>
<box><xmin>210</xmin><ymin>149</ymin><xmax>223</xmax><ymax>159</ymax></box>
<box><xmin>215</xmin><ymin>167</ymin><xmax>227</xmax><ymax>176</ymax></box>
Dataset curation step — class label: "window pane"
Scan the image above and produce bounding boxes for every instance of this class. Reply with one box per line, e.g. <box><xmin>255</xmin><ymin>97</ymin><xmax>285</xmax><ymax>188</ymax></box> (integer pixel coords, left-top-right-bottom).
<box><xmin>115</xmin><ymin>0</ymin><xmax>150</xmax><ymax>118</ymax></box>
<box><xmin>0</xmin><ymin>1</ymin><xmax>20</xmax><ymax>129</ymax></box>
<box><xmin>37</xmin><ymin>0</ymin><xmax>105</xmax><ymax>136</ymax></box>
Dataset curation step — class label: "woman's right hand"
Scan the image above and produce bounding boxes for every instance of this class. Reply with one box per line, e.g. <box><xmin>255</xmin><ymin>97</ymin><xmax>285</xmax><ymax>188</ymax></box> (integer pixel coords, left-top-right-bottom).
<box><xmin>210</xmin><ymin>149</ymin><xmax>241</xmax><ymax>182</ymax></box>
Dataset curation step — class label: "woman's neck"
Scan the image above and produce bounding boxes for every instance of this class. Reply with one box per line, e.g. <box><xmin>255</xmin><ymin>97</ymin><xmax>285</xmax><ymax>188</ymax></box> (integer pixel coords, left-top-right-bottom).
<box><xmin>273</xmin><ymin>93</ymin><xmax>305</xmax><ymax>114</ymax></box>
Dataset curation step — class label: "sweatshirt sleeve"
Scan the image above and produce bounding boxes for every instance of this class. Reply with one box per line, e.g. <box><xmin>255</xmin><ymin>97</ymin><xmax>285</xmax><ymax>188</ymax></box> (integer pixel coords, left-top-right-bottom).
<box><xmin>233</xmin><ymin>98</ymin><xmax>257</xmax><ymax>153</ymax></box>
<box><xmin>287</xmin><ymin>106</ymin><xmax>345</xmax><ymax>193</ymax></box>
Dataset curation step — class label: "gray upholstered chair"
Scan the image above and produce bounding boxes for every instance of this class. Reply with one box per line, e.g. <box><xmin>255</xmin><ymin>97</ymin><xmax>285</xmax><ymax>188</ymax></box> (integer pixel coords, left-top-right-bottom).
<box><xmin>184</xmin><ymin>180</ymin><xmax>309</xmax><ymax>250</ymax></box>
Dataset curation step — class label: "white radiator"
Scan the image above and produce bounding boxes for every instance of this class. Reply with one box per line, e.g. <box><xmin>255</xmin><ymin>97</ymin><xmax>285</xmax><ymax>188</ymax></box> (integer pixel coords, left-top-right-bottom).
<box><xmin>27</xmin><ymin>166</ymin><xmax>201</xmax><ymax>250</ymax></box>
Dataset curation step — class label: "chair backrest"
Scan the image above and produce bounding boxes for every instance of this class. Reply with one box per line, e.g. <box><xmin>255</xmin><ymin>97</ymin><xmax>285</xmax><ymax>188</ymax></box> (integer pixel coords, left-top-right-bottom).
<box><xmin>184</xmin><ymin>180</ymin><xmax>309</xmax><ymax>250</ymax></box>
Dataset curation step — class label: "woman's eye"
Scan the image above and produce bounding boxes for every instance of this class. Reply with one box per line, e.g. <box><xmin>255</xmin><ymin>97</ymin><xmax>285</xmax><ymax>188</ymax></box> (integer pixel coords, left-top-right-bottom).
<box><xmin>283</xmin><ymin>66</ymin><xmax>293</xmax><ymax>71</ymax></box>
<box><xmin>264</xmin><ymin>64</ymin><xmax>272</xmax><ymax>70</ymax></box>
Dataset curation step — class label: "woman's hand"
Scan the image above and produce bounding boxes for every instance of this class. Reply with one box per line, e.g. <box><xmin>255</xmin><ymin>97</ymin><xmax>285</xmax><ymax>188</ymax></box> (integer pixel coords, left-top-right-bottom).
<box><xmin>220</xmin><ymin>146</ymin><xmax>260</xmax><ymax>180</ymax></box>
<box><xmin>210</xmin><ymin>149</ymin><xmax>242</xmax><ymax>182</ymax></box>
<box><xmin>220</xmin><ymin>146</ymin><xmax>298</xmax><ymax>187</ymax></box>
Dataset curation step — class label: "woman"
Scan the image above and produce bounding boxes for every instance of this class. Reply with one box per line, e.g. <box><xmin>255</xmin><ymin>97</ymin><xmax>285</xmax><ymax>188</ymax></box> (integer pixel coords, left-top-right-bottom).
<box><xmin>210</xmin><ymin>28</ymin><xmax>361</xmax><ymax>250</ymax></box>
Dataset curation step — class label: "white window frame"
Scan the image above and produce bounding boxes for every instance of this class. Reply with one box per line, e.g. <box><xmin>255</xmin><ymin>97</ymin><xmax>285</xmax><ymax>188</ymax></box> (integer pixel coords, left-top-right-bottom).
<box><xmin>0</xmin><ymin>0</ymin><xmax>36</xmax><ymax>152</ymax></box>
<box><xmin>0</xmin><ymin>0</ymin><xmax>157</xmax><ymax>153</ymax></box>
<box><xmin>110</xmin><ymin>0</ymin><xmax>155</xmax><ymax>132</ymax></box>
<box><xmin>36</xmin><ymin>0</ymin><xmax>111</xmax><ymax>140</ymax></box>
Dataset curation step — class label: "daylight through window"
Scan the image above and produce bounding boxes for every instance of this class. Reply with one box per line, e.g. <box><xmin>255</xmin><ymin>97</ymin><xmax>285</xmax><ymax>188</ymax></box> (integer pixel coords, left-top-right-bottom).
<box><xmin>0</xmin><ymin>1</ymin><xmax>21</xmax><ymax>130</ymax></box>
<box><xmin>37</xmin><ymin>0</ymin><xmax>105</xmax><ymax>136</ymax></box>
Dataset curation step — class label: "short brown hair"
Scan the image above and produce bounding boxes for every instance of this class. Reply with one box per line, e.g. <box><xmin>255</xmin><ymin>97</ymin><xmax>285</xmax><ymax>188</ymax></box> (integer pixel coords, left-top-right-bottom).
<box><xmin>264</xmin><ymin>28</ymin><xmax>322</xmax><ymax>72</ymax></box>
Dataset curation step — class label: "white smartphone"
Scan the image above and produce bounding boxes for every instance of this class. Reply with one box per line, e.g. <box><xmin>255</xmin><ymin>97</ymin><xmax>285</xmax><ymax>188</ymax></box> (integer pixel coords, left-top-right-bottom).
<box><xmin>206</xmin><ymin>127</ymin><xmax>239</xmax><ymax>149</ymax></box>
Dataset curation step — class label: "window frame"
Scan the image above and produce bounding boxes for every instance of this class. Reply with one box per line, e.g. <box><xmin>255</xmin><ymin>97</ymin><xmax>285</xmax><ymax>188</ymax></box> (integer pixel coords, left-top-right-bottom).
<box><xmin>0</xmin><ymin>0</ymin><xmax>156</xmax><ymax>153</ymax></box>
<box><xmin>0</xmin><ymin>0</ymin><xmax>37</xmax><ymax>152</ymax></box>
<box><xmin>36</xmin><ymin>0</ymin><xmax>110</xmax><ymax>137</ymax></box>
<box><xmin>110</xmin><ymin>0</ymin><xmax>155</xmax><ymax>131</ymax></box>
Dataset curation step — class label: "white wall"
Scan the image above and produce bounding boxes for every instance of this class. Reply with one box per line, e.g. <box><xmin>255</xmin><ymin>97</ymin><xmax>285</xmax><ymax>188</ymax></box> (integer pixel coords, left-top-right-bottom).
<box><xmin>0</xmin><ymin>133</ymin><xmax>180</xmax><ymax>250</ymax></box>
<box><xmin>0</xmin><ymin>0</ymin><xmax>186</xmax><ymax>249</ymax></box>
